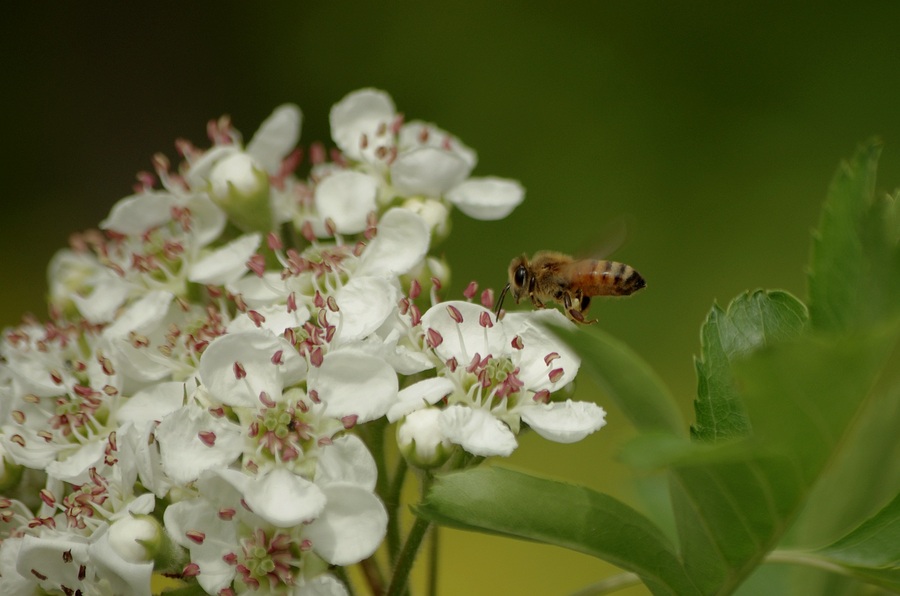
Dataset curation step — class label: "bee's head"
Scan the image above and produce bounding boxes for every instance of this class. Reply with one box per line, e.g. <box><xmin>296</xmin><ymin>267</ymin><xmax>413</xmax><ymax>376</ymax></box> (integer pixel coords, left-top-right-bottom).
<box><xmin>507</xmin><ymin>255</ymin><xmax>530</xmax><ymax>302</ymax></box>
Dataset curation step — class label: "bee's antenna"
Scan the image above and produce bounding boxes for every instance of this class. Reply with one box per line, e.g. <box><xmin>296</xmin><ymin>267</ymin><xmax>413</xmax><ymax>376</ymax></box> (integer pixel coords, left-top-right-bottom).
<box><xmin>495</xmin><ymin>283</ymin><xmax>510</xmax><ymax>322</ymax></box>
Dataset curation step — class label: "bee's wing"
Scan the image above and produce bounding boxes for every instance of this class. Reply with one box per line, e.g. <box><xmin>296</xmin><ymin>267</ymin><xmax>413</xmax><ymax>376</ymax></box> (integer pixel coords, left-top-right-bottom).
<box><xmin>573</xmin><ymin>215</ymin><xmax>633</xmax><ymax>260</ymax></box>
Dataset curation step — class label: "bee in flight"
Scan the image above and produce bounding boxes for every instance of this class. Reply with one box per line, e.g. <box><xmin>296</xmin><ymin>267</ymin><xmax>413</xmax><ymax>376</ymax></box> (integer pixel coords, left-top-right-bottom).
<box><xmin>495</xmin><ymin>251</ymin><xmax>646</xmax><ymax>324</ymax></box>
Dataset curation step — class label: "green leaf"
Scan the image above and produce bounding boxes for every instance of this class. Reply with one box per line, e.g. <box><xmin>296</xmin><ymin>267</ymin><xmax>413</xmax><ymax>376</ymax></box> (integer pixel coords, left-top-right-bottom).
<box><xmin>416</xmin><ymin>466</ymin><xmax>700</xmax><ymax>596</ymax></box>
<box><xmin>667</xmin><ymin>326</ymin><xmax>899</xmax><ymax>595</ymax></box>
<box><xmin>808</xmin><ymin>139</ymin><xmax>900</xmax><ymax>332</ymax></box>
<box><xmin>692</xmin><ymin>290</ymin><xmax>808</xmax><ymax>442</ymax></box>
<box><xmin>782</xmin><ymin>381</ymin><xmax>900</xmax><ymax>594</ymax></box>
<box><xmin>550</xmin><ymin>324</ymin><xmax>684</xmax><ymax>434</ymax></box>
<box><xmin>816</xmin><ymin>490</ymin><xmax>900</xmax><ymax>569</ymax></box>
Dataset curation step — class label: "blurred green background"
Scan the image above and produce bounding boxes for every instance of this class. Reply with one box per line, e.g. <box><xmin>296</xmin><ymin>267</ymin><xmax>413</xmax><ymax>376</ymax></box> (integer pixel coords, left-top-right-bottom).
<box><xmin>4</xmin><ymin>3</ymin><xmax>900</xmax><ymax>594</ymax></box>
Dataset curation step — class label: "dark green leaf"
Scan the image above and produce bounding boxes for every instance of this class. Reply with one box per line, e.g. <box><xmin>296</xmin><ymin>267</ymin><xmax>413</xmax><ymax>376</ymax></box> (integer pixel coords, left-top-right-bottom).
<box><xmin>692</xmin><ymin>290</ymin><xmax>808</xmax><ymax>442</ymax></box>
<box><xmin>416</xmin><ymin>466</ymin><xmax>700</xmax><ymax>596</ymax></box>
<box><xmin>550</xmin><ymin>324</ymin><xmax>684</xmax><ymax>435</ymax></box>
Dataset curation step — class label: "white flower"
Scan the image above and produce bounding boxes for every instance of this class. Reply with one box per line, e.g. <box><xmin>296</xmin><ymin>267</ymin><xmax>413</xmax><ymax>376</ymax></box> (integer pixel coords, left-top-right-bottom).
<box><xmin>401</xmin><ymin>301</ymin><xmax>603</xmax><ymax>456</ymax></box>
<box><xmin>329</xmin><ymin>88</ymin><xmax>396</xmax><ymax>163</ymax></box>
<box><xmin>327</xmin><ymin>88</ymin><xmax>524</xmax><ymax>223</ymax></box>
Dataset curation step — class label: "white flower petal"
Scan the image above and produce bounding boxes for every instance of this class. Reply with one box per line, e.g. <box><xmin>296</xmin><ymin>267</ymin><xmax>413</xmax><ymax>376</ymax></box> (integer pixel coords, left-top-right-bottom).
<box><xmin>305</xmin><ymin>483</ymin><xmax>387</xmax><ymax>566</ymax></box>
<box><xmin>243</xmin><ymin>468</ymin><xmax>327</xmax><ymax>527</ymax></box>
<box><xmin>397</xmin><ymin>121</ymin><xmax>477</xmax><ymax>169</ymax></box>
<box><xmin>439</xmin><ymin>405</ymin><xmax>518</xmax><ymax>457</ymax></box>
<box><xmin>184</xmin><ymin>194</ymin><xmax>227</xmax><ymax>247</ymax></box>
<box><xmin>102</xmin><ymin>291</ymin><xmax>174</xmax><ymax>339</ymax></box>
<box><xmin>44</xmin><ymin>440</ymin><xmax>106</xmax><ymax>484</ymax></box>
<box><xmin>188</xmin><ymin>233</ymin><xmax>261</xmax><ymax>285</ymax></box>
<box><xmin>332</xmin><ymin>276</ymin><xmax>399</xmax><ymax>342</ymax></box>
<box><xmin>100</xmin><ymin>192</ymin><xmax>177</xmax><ymax>235</ymax></box>
<box><xmin>519</xmin><ymin>400</ymin><xmax>607</xmax><ymax>443</ymax></box>
<box><xmin>314</xmin><ymin>170</ymin><xmax>378</xmax><ymax>234</ymax></box>
<box><xmin>16</xmin><ymin>535</ymin><xmax>89</xmax><ymax>590</ymax></box>
<box><xmin>446</xmin><ymin>176</ymin><xmax>524</xmax><ymax>220</ymax></box>
<box><xmin>226</xmin><ymin>303</ymin><xmax>310</xmax><ymax>335</ymax></box>
<box><xmin>357</xmin><ymin>208</ymin><xmax>430</xmax><ymax>277</ymax></box>
<box><xmin>315</xmin><ymin>434</ymin><xmax>378</xmax><ymax>491</ymax></box>
<box><xmin>420</xmin><ymin>301</ymin><xmax>507</xmax><ymax>363</ymax></box>
<box><xmin>308</xmin><ymin>350</ymin><xmax>398</xmax><ymax>422</ymax></box>
<box><xmin>71</xmin><ymin>278</ymin><xmax>130</xmax><ymax>324</ymax></box>
<box><xmin>297</xmin><ymin>574</ymin><xmax>349</xmax><ymax>596</ymax></box>
<box><xmin>163</xmin><ymin>498</ymin><xmax>236</xmax><ymax>593</ymax></box>
<box><xmin>504</xmin><ymin>309</ymin><xmax>581</xmax><ymax>391</ymax></box>
<box><xmin>115</xmin><ymin>381</ymin><xmax>186</xmax><ymax>429</ymax></box>
<box><xmin>156</xmin><ymin>405</ymin><xmax>243</xmax><ymax>485</ymax></box>
<box><xmin>390</xmin><ymin>146</ymin><xmax>471</xmax><ymax>197</ymax></box>
<box><xmin>246</xmin><ymin>103</ymin><xmax>302</xmax><ymax>173</ymax></box>
<box><xmin>199</xmin><ymin>330</ymin><xmax>306</xmax><ymax>408</ymax></box>
<box><xmin>330</xmin><ymin>88</ymin><xmax>396</xmax><ymax>161</ymax></box>
<box><xmin>229</xmin><ymin>270</ymin><xmax>288</xmax><ymax>307</ymax></box>
<box><xmin>387</xmin><ymin>377</ymin><xmax>455</xmax><ymax>422</ymax></box>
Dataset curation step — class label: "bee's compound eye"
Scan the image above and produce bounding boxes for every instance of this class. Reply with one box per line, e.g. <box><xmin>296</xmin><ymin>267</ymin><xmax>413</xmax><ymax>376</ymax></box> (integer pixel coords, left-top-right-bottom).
<box><xmin>514</xmin><ymin>265</ymin><xmax>527</xmax><ymax>288</ymax></box>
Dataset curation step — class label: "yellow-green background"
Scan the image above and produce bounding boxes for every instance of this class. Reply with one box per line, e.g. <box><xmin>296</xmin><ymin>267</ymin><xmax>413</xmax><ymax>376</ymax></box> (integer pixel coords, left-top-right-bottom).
<box><xmin>4</xmin><ymin>3</ymin><xmax>900</xmax><ymax>594</ymax></box>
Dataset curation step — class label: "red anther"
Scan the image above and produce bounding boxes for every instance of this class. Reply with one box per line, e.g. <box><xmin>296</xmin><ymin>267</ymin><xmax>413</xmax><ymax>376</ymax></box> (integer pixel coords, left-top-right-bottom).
<box><xmin>410</xmin><ymin>278</ymin><xmax>422</xmax><ymax>300</ymax></box>
<box><xmin>233</xmin><ymin>362</ymin><xmax>247</xmax><ymax>379</ymax></box>
<box><xmin>248</xmin><ymin>310</ymin><xmax>266</xmax><ymax>328</ymax></box>
<box><xmin>463</xmin><ymin>281</ymin><xmax>478</xmax><ymax>300</ymax></box>
<box><xmin>259</xmin><ymin>392</ymin><xmax>276</xmax><ymax>408</ymax></box>
<box><xmin>446</xmin><ymin>304</ymin><xmax>464</xmax><ymax>324</ymax></box>
<box><xmin>481</xmin><ymin>288</ymin><xmax>495</xmax><ymax>309</ymax></box>
<box><xmin>426</xmin><ymin>328</ymin><xmax>443</xmax><ymax>348</ymax></box>
<box><xmin>548</xmin><ymin>368</ymin><xmax>564</xmax><ymax>383</ymax></box>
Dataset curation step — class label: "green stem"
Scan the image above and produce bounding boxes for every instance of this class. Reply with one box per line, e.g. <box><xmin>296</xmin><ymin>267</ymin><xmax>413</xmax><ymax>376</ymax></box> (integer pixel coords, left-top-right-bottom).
<box><xmin>332</xmin><ymin>565</ymin><xmax>356</xmax><ymax>596</ymax></box>
<box><xmin>427</xmin><ymin>524</ymin><xmax>439</xmax><ymax>596</ymax></box>
<box><xmin>765</xmin><ymin>549</ymin><xmax>857</xmax><ymax>578</ymax></box>
<box><xmin>386</xmin><ymin>514</ymin><xmax>431</xmax><ymax>596</ymax></box>
<box><xmin>568</xmin><ymin>572</ymin><xmax>641</xmax><ymax>595</ymax></box>
<box><xmin>386</xmin><ymin>456</ymin><xmax>409</xmax><ymax>563</ymax></box>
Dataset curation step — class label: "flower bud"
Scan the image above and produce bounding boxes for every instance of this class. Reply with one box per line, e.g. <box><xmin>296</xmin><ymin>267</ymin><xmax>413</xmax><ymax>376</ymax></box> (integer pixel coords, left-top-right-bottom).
<box><xmin>401</xmin><ymin>197</ymin><xmax>451</xmax><ymax>243</ymax></box>
<box><xmin>108</xmin><ymin>514</ymin><xmax>164</xmax><ymax>564</ymax></box>
<box><xmin>397</xmin><ymin>408</ymin><xmax>453</xmax><ymax>469</ymax></box>
<box><xmin>208</xmin><ymin>152</ymin><xmax>273</xmax><ymax>233</ymax></box>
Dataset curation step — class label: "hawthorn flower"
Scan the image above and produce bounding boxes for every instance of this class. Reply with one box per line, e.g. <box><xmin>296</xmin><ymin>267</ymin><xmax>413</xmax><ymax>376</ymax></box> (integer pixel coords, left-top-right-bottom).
<box><xmin>163</xmin><ymin>434</ymin><xmax>386</xmax><ymax>595</ymax></box>
<box><xmin>0</xmin><ymin>89</ymin><xmax>597</xmax><ymax>596</ymax></box>
<box><xmin>325</xmin><ymin>88</ymin><xmax>525</xmax><ymax>230</ymax></box>
<box><xmin>389</xmin><ymin>302</ymin><xmax>605</xmax><ymax>457</ymax></box>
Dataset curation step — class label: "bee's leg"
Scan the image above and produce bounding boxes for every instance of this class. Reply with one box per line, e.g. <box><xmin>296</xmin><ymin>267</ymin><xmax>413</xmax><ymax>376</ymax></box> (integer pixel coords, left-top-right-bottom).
<box><xmin>530</xmin><ymin>295</ymin><xmax>546</xmax><ymax>309</ymax></box>
<box><xmin>562</xmin><ymin>292</ymin><xmax>587</xmax><ymax>323</ymax></box>
<box><xmin>564</xmin><ymin>292</ymin><xmax>596</xmax><ymax>324</ymax></box>
<box><xmin>578</xmin><ymin>295</ymin><xmax>598</xmax><ymax>325</ymax></box>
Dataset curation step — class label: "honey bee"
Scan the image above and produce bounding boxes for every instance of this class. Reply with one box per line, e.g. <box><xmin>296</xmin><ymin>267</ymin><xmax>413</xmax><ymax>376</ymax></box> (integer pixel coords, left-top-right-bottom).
<box><xmin>496</xmin><ymin>251</ymin><xmax>646</xmax><ymax>323</ymax></box>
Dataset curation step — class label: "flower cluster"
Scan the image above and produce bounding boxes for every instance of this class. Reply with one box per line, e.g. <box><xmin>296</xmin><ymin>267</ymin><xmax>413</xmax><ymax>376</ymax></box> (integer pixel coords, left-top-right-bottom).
<box><xmin>0</xmin><ymin>89</ymin><xmax>606</xmax><ymax>595</ymax></box>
